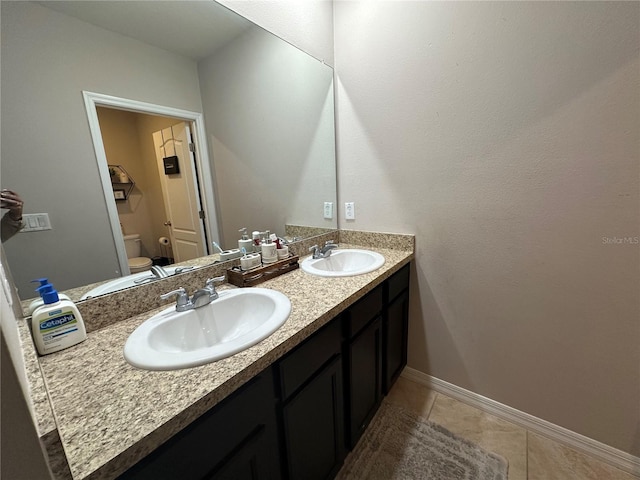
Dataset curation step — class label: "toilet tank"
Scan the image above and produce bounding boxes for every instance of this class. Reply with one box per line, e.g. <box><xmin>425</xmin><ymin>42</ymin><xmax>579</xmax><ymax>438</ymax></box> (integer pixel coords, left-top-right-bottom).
<box><xmin>123</xmin><ymin>234</ymin><xmax>141</xmax><ymax>259</ymax></box>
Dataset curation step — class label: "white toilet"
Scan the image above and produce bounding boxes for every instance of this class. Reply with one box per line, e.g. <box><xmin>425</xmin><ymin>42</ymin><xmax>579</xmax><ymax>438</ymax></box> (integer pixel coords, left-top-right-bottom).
<box><xmin>123</xmin><ymin>234</ymin><xmax>153</xmax><ymax>273</ymax></box>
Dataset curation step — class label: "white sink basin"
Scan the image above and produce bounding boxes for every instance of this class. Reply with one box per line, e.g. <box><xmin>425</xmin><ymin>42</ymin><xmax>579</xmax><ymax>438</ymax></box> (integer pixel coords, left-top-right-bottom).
<box><xmin>124</xmin><ymin>288</ymin><xmax>291</xmax><ymax>370</ymax></box>
<box><xmin>301</xmin><ymin>249</ymin><xmax>385</xmax><ymax>277</ymax></box>
<box><xmin>81</xmin><ymin>267</ymin><xmax>193</xmax><ymax>299</ymax></box>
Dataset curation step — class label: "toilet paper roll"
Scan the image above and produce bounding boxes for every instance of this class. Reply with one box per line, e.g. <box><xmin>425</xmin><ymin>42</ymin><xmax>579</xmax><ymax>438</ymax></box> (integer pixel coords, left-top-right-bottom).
<box><xmin>159</xmin><ymin>237</ymin><xmax>170</xmax><ymax>246</ymax></box>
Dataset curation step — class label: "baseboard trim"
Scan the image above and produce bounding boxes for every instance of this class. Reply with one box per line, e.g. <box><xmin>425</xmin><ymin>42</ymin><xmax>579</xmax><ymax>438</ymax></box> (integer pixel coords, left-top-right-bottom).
<box><xmin>401</xmin><ymin>367</ymin><xmax>640</xmax><ymax>476</ymax></box>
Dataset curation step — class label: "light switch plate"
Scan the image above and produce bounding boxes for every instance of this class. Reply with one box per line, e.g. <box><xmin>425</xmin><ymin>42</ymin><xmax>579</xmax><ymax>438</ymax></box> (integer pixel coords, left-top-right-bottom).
<box><xmin>21</xmin><ymin>213</ymin><xmax>52</xmax><ymax>232</ymax></box>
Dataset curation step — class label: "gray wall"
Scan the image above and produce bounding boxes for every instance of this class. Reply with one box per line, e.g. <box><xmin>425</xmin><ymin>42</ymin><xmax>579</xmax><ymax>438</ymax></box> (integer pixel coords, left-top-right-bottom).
<box><xmin>1</xmin><ymin>1</ymin><xmax>203</xmax><ymax>294</ymax></box>
<box><xmin>198</xmin><ymin>25</ymin><xmax>335</xmax><ymax>248</ymax></box>
<box><xmin>334</xmin><ymin>1</ymin><xmax>639</xmax><ymax>455</ymax></box>
<box><xmin>219</xmin><ymin>0</ymin><xmax>335</xmax><ymax>67</ymax></box>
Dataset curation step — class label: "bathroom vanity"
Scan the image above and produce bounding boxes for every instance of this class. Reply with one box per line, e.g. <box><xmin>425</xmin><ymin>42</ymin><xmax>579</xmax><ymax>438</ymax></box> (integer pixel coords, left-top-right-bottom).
<box><xmin>20</xmin><ymin>232</ymin><xmax>414</xmax><ymax>479</ymax></box>
<box><xmin>120</xmin><ymin>263</ymin><xmax>410</xmax><ymax>479</ymax></box>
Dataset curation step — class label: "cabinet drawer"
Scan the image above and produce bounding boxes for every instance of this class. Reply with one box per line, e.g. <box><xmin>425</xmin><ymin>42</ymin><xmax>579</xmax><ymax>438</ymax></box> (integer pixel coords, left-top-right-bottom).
<box><xmin>387</xmin><ymin>264</ymin><xmax>410</xmax><ymax>303</ymax></box>
<box><xmin>346</xmin><ymin>285</ymin><xmax>383</xmax><ymax>338</ymax></box>
<box><xmin>278</xmin><ymin>318</ymin><xmax>341</xmax><ymax>400</ymax></box>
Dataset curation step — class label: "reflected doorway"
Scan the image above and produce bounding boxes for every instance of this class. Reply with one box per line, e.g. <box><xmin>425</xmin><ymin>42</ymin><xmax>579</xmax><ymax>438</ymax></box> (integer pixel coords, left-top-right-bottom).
<box><xmin>96</xmin><ymin>108</ymin><xmax>209</xmax><ymax>270</ymax></box>
<box><xmin>83</xmin><ymin>91</ymin><xmax>219</xmax><ymax>277</ymax></box>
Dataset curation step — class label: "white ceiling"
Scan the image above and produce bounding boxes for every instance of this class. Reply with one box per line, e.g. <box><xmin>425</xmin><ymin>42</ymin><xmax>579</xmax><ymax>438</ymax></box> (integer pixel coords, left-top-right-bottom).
<box><xmin>37</xmin><ymin>1</ymin><xmax>252</xmax><ymax>60</ymax></box>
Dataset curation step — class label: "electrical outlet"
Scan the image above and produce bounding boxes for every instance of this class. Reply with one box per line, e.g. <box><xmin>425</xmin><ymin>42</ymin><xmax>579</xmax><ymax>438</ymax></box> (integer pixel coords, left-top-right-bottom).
<box><xmin>323</xmin><ymin>202</ymin><xmax>333</xmax><ymax>219</ymax></box>
<box><xmin>345</xmin><ymin>202</ymin><xmax>355</xmax><ymax>220</ymax></box>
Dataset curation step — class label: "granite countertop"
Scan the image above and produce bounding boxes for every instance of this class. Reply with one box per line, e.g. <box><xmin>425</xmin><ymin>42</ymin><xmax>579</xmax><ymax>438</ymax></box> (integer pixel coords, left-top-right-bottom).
<box><xmin>21</xmin><ymin>254</ymin><xmax>222</xmax><ymax>312</ymax></box>
<box><xmin>37</xmin><ymin>241</ymin><xmax>413</xmax><ymax>479</ymax></box>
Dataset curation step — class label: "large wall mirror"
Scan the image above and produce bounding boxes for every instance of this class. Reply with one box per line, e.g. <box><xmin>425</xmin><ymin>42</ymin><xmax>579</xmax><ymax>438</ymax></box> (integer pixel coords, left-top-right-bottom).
<box><xmin>1</xmin><ymin>1</ymin><xmax>336</xmax><ymax>301</ymax></box>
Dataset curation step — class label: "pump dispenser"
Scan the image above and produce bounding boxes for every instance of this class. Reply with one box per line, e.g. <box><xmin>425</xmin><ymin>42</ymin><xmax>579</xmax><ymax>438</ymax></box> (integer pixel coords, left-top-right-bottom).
<box><xmin>31</xmin><ymin>284</ymin><xmax>86</xmax><ymax>355</ymax></box>
<box><xmin>28</xmin><ymin>278</ymin><xmax>71</xmax><ymax>315</ymax></box>
<box><xmin>238</xmin><ymin>228</ymin><xmax>254</xmax><ymax>253</ymax></box>
<box><xmin>261</xmin><ymin>230</ymin><xmax>277</xmax><ymax>264</ymax></box>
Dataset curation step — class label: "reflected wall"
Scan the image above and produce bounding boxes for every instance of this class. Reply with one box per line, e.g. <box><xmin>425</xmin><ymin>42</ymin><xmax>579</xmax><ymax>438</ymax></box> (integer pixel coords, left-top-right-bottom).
<box><xmin>1</xmin><ymin>1</ymin><xmax>336</xmax><ymax>297</ymax></box>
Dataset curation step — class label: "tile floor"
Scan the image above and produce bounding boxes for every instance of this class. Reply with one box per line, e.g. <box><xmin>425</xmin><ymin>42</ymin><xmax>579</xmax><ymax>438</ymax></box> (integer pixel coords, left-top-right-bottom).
<box><xmin>382</xmin><ymin>376</ymin><xmax>639</xmax><ymax>480</ymax></box>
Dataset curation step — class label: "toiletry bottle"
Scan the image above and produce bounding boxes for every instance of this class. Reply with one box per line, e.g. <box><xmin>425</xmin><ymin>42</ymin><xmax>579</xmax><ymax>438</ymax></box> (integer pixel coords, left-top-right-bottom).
<box><xmin>261</xmin><ymin>231</ymin><xmax>277</xmax><ymax>264</ymax></box>
<box><xmin>270</xmin><ymin>233</ymin><xmax>281</xmax><ymax>249</ymax></box>
<box><xmin>238</xmin><ymin>228</ymin><xmax>254</xmax><ymax>253</ymax></box>
<box><xmin>31</xmin><ymin>285</ymin><xmax>87</xmax><ymax>355</ymax></box>
<box><xmin>274</xmin><ymin>234</ymin><xmax>289</xmax><ymax>259</ymax></box>
<box><xmin>252</xmin><ymin>231</ymin><xmax>261</xmax><ymax>248</ymax></box>
<box><xmin>28</xmin><ymin>278</ymin><xmax>71</xmax><ymax>315</ymax></box>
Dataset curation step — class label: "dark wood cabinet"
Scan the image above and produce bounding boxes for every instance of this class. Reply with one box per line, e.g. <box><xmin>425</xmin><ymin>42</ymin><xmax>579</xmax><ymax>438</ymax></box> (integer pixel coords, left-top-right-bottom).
<box><xmin>342</xmin><ymin>285</ymin><xmax>384</xmax><ymax>448</ymax></box>
<box><xmin>277</xmin><ymin>319</ymin><xmax>345</xmax><ymax>480</ymax></box>
<box><xmin>345</xmin><ymin>315</ymin><xmax>382</xmax><ymax>449</ymax></box>
<box><xmin>204</xmin><ymin>425</ymin><xmax>273</xmax><ymax>480</ymax></box>
<box><xmin>281</xmin><ymin>356</ymin><xmax>344</xmax><ymax>480</ymax></box>
<box><xmin>383</xmin><ymin>265</ymin><xmax>410</xmax><ymax>394</ymax></box>
<box><xmin>118</xmin><ymin>370</ymin><xmax>281</xmax><ymax>480</ymax></box>
<box><xmin>278</xmin><ymin>320</ymin><xmax>342</xmax><ymax>401</ymax></box>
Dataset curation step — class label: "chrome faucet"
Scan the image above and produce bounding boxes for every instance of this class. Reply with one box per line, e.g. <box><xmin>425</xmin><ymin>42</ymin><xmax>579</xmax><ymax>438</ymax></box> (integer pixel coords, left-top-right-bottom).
<box><xmin>160</xmin><ymin>287</ymin><xmax>190</xmax><ymax>311</ymax></box>
<box><xmin>309</xmin><ymin>241</ymin><xmax>338</xmax><ymax>259</ymax></box>
<box><xmin>160</xmin><ymin>276</ymin><xmax>225</xmax><ymax>312</ymax></box>
<box><xmin>150</xmin><ymin>265</ymin><xmax>169</xmax><ymax>279</ymax></box>
<box><xmin>133</xmin><ymin>265</ymin><xmax>170</xmax><ymax>285</ymax></box>
<box><xmin>191</xmin><ymin>276</ymin><xmax>225</xmax><ymax>306</ymax></box>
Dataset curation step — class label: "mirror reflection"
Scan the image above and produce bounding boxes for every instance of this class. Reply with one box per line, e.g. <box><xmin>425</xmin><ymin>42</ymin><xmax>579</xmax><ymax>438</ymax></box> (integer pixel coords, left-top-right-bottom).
<box><xmin>1</xmin><ymin>1</ymin><xmax>336</xmax><ymax>302</ymax></box>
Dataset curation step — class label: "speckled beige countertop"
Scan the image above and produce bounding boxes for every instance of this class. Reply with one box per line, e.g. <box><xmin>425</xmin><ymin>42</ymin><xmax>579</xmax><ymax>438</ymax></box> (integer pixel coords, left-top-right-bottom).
<box><xmin>34</xmin><ymin>232</ymin><xmax>413</xmax><ymax>479</ymax></box>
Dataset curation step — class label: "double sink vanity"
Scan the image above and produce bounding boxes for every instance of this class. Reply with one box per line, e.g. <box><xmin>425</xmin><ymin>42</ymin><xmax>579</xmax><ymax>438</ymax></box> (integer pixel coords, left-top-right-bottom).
<box><xmin>18</xmin><ymin>230</ymin><xmax>414</xmax><ymax>479</ymax></box>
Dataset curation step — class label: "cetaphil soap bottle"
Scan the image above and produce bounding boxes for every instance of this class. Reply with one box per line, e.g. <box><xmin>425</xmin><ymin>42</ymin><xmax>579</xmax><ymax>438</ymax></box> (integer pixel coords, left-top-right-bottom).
<box><xmin>31</xmin><ymin>285</ymin><xmax>86</xmax><ymax>355</ymax></box>
<box><xmin>28</xmin><ymin>278</ymin><xmax>71</xmax><ymax>315</ymax></box>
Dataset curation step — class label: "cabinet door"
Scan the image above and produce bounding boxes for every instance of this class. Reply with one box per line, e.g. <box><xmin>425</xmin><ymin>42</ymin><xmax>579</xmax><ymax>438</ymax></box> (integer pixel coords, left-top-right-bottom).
<box><xmin>347</xmin><ymin>316</ymin><xmax>382</xmax><ymax>449</ymax></box>
<box><xmin>384</xmin><ymin>291</ymin><xmax>409</xmax><ymax>394</ymax></box>
<box><xmin>282</xmin><ymin>356</ymin><xmax>345</xmax><ymax>480</ymax></box>
<box><xmin>278</xmin><ymin>319</ymin><xmax>341</xmax><ymax>401</ymax></box>
<box><xmin>204</xmin><ymin>425</ymin><xmax>273</xmax><ymax>480</ymax></box>
<box><xmin>118</xmin><ymin>370</ymin><xmax>280</xmax><ymax>480</ymax></box>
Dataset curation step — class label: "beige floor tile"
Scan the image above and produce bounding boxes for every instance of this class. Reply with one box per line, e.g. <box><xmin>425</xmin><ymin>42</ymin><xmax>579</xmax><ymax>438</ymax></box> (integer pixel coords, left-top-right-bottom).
<box><xmin>384</xmin><ymin>376</ymin><xmax>437</xmax><ymax>419</ymax></box>
<box><xmin>428</xmin><ymin>394</ymin><xmax>528</xmax><ymax>480</ymax></box>
<box><xmin>528</xmin><ymin>432</ymin><xmax>639</xmax><ymax>480</ymax></box>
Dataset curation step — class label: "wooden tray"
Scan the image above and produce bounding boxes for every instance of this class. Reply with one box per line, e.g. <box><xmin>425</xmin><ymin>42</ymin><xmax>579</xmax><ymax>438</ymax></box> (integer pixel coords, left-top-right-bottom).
<box><xmin>227</xmin><ymin>255</ymin><xmax>299</xmax><ymax>287</ymax></box>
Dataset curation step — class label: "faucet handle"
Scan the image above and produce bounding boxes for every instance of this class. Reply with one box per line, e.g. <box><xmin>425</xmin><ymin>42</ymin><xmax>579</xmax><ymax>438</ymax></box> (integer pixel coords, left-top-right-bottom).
<box><xmin>309</xmin><ymin>244</ymin><xmax>320</xmax><ymax>258</ymax></box>
<box><xmin>205</xmin><ymin>276</ymin><xmax>225</xmax><ymax>290</ymax></box>
<box><xmin>204</xmin><ymin>276</ymin><xmax>225</xmax><ymax>301</ymax></box>
<box><xmin>325</xmin><ymin>240</ymin><xmax>336</xmax><ymax>246</ymax></box>
<box><xmin>160</xmin><ymin>287</ymin><xmax>189</xmax><ymax>308</ymax></box>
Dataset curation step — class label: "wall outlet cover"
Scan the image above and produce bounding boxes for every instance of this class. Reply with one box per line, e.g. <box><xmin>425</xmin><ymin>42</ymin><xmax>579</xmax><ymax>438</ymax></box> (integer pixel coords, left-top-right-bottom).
<box><xmin>345</xmin><ymin>202</ymin><xmax>355</xmax><ymax>220</ymax></box>
<box><xmin>323</xmin><ymin>202</ymin><xmax>333</xmax><ymax>219</ymax></box>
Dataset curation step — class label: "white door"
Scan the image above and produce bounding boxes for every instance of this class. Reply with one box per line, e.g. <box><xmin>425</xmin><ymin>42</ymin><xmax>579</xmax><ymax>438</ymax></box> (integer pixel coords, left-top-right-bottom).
<box><xmin>153</xmin><ymin>122</ymin><xmax>207</xmax><ymax>263</ymax></box>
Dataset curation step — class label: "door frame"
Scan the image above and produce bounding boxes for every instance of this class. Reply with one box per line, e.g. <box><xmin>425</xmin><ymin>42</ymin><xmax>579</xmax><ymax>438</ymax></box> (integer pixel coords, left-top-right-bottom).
<box><xmin>82</xmin><ymin>91</ymin><xmax>219</xmax><ymax>275</ymax></box>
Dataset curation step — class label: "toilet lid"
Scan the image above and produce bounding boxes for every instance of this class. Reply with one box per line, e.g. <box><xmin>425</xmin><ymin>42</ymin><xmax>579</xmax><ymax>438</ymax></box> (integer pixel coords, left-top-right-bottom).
<box><xmin>129</xmin><ymin>257</ymin><xmax>152</xmax><ymax>268</ymax></box>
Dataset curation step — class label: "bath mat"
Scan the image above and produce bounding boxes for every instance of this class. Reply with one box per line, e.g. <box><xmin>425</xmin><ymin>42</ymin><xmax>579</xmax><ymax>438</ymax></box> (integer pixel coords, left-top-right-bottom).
<box><xmin>336</xmin><ymin>401</ymin><xmax>508</xmax><ymax>480</ymax></box>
